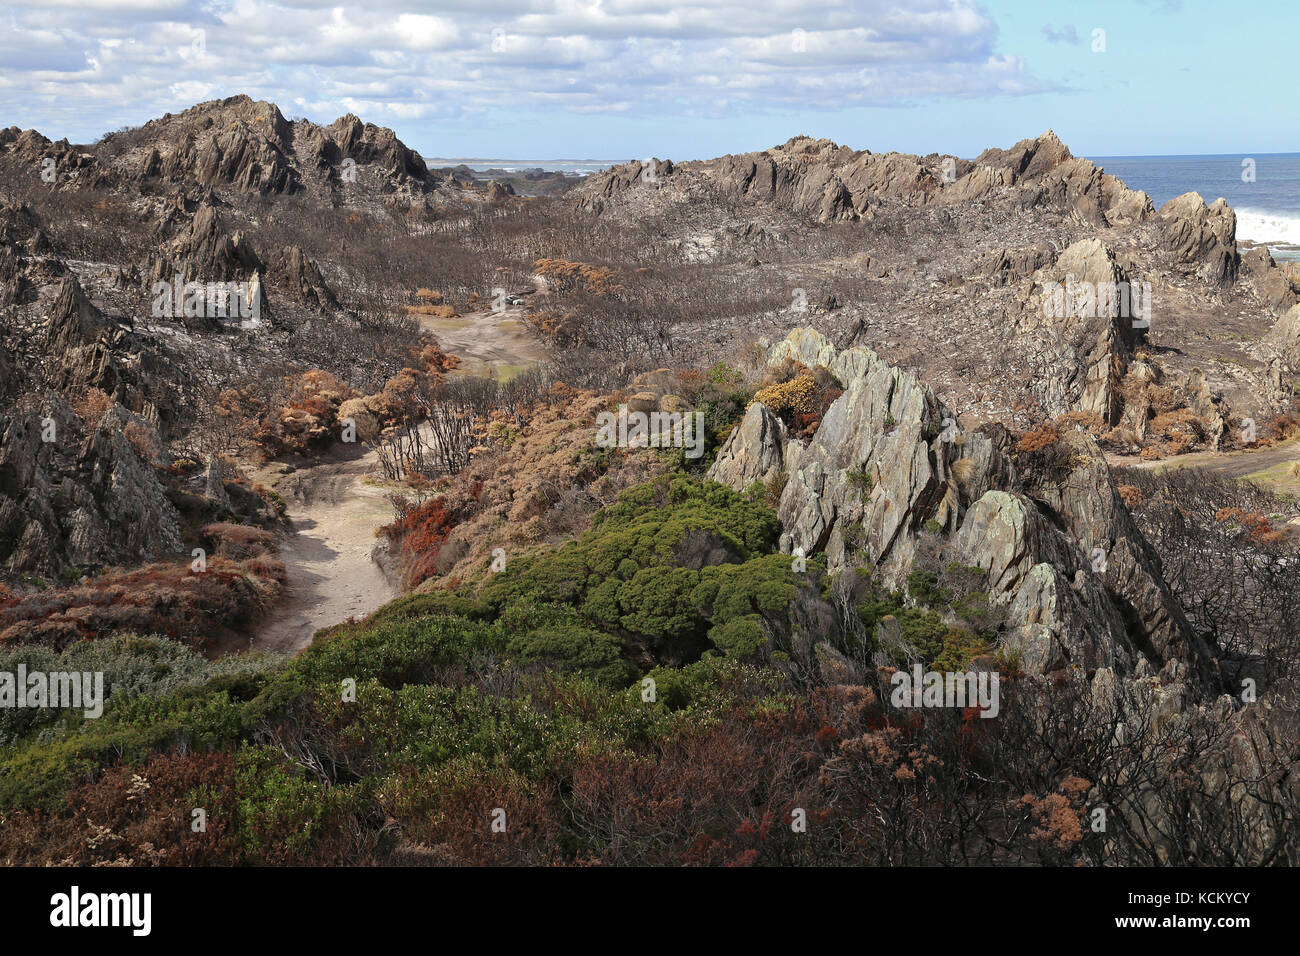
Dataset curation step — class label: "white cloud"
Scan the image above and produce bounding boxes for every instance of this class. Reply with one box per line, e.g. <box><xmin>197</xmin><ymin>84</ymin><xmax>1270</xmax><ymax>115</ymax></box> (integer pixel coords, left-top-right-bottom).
<box><xmin>0</xmin><ymin>0</ymin><xmax>1049</xmax><ymax>141</ymax></box>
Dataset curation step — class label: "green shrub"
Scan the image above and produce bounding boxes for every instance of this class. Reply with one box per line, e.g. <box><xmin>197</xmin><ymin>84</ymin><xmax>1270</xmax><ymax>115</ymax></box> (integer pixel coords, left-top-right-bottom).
<box><xmin>506</xmin><ymin>624</ymin><xmax>636</xmax><ymax>688</ymax></box>
<box><xmin>706</xmin><ymin>615</ymin><xmax>768</xmax><ymax>661</ymax></box>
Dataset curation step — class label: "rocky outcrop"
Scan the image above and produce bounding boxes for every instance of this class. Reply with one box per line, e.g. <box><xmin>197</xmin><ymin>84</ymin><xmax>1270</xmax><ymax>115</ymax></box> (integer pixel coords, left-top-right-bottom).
<box><xmin>1100</xmin><ymin>172</ymin><xmax>1155</xmax><ymax>226</ymax></box>
<box><xmin>982</xmin><ymin>245</ymin><xmax>1053</xmax><ymax>286</ymax></box>
<box><xmin>0</xmin><ymin>129</ymin><xmax>103</xmax><ymax>187</ymax></box>
<box><xmin>271</xmin><ymin>245</ymin><xmax>339</xmax><ymax>310</ymax></box>
<box><xmin>1183</xmin><ymin>367</ymin><xmax>1228</xmax><ymax>448</ymax></box>
<box><xmin>166</xmin><ymin>202</ymin><xmax>264</xmax><ymax>282</ymax></box>
<box><xmin>0</xmin><ymin>401</ymin><xmax>182</xmax><ymax>576</ymax></box>
<box><xmin>44</xmin><ymin>276</ymin><xmax>117</xmax><ymax>355</ymax></box>
<box><xmin>579</xmin><ymin>130</ymin><xmax>1157</xmax><ymax>232</ymax></box>
<box><xmin>325</xmin><ymin>114</ymin><xmax>430</xmax><ymax>183</ymax></box>
<box><xmin>1158</xmin><ymin>192</ymin><xmax>1239</xmax><ymax>284</ymax></box>
<box><xmin>88</xmin><ymin>95</ymin><xmax>445</xmax><ymax>200</ymax></box>
<box><xmin>967</xmin><ymin>134</ymin><xmax>1152</xmax><ymax>226</ymax></box>
<box><xmin>709</xmin><ymin>402</ymin><xmax>792</xmax><ymax>491</ymax></box>
<box><xmin>1014</xmin><ymin>427</ymin><xmax>1214</xmax><ymax>673</ymax></box>
<box><xmin>486</xmin><ymin>180</ymin><xmax>515</xmax><ymax>203</ymax></box>
<box><xmin>707</xmin><ymin>328</ymin><xmax>1216</xmax><ymax>686</ymax></box>
<box><xmin>155</xmin><ymin>97</ymin><xmax>298</xmax><ymax>194</ymax></box>
<box><xmin>578</xmin><ymin>158</ymin><xmax>674</xmax><ymax>212</ymax></box>
<box><xmin>1021</xmin><ymin>238</ymin><xmax>1145</xmax><ymax>423</ymax></box>
<box><xmin>1262</xmin><ymin>303</ymin><xmax>1300</xmax><ymax>371</ymax></box>
<box><xmin>1242</xmin><ymin>245</ymin><xmax>1300</xmax><ymax>314</ymax></box>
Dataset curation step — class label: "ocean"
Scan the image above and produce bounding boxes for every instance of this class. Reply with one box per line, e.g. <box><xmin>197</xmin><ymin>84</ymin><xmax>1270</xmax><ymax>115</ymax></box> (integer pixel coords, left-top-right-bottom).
<box><xmin>424</xmin><ymin>158</ymin><xmax>616</xmax><ymax>176</ymax></box>
<box><xmin>1088</xmin><ymin>152</ymin><xmax>1300</xmax><ymax>260</ymax></box>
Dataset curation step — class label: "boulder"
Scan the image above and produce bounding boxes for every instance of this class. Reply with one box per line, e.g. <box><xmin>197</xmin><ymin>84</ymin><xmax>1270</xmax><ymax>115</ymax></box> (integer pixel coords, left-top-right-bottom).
<box><xmin>1158</xmin><ymin>192</ymin><xmax>1239</xmax><ymax>284</ymax></box>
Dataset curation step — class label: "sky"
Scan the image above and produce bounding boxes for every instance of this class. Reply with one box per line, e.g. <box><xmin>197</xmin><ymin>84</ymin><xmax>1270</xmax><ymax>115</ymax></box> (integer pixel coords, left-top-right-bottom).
<box><xmin>0</xmin><ymin>0</ymin><xmax>1295</xmax><ymax>162</ymax></box>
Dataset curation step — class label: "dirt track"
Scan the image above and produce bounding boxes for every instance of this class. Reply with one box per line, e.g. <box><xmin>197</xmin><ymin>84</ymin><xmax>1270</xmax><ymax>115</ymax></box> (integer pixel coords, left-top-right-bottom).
<box><xmin>1108</xmin><ymin>437</ymin><xmax>1300</xmax><ymax>480</ymax></box>
<box><xmin>416</xmin><ymin>295</ymin><xmax>548</xmax><ymax>377</ymax></box>
<box><xmin>247</xmin><ymin>445</ymin><xmax>397</xmax><ymax>655</ymax></box>
<box><xmin>245</xmin><ymin>298</ymin><xmax>548</xmax><ymax>656</ymax></box>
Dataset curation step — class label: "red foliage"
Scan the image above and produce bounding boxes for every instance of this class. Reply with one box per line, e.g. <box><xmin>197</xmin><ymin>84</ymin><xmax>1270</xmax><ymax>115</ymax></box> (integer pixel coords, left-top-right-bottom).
<box><xmin>379</xmin><ymin>496</ymin><xmax>461</xmax><ymax>586</ymax></box>
<box><xmin>793</xmin><ymin>386</ymin><xmax>843</xmax><ymax>440</ymax></box>
<box><xmin>0</xmin><ymin>549</ymin><xmax>284</xmax><ymax>650</ymax></box>
<box><xmin>0</xmin><ymin>752</ymin><xmax>241</xmax><ymax>866</ymax></box>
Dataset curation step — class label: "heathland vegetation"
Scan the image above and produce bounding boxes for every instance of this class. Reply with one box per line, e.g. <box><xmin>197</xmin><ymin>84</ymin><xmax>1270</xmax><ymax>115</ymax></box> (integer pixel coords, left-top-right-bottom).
<box><xmin>1</xmin><ymin>98</ymin><xmax>1297</xmax><ymax>866</ymax></box>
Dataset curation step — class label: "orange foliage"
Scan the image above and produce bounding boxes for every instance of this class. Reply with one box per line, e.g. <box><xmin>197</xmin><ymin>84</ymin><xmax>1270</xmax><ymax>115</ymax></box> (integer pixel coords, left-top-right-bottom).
<box><xmin>122</xmin><ymin>420</ymin><xmax>158</xmax><ymax>462</ymax></box>
<box><xmin>1214</xmin><ymin>507</ymin><xmax>1285</xmax><ymax>545</ymax></box>
<box><xmin>526</xmin><ymin>308</ymin><xmax>586</xmax><ymax>344</ymax></box>
<box><xmin>255</xmin><ymin>369</ymin><xmax>357</xmax><ymax>456</ymax></box>
<box><xmin>404</xmin><ymin>303</ymin><xmax>456</xmax><ymax>318</ymax></box>
<box><xmin>1054</xmin><ymin>410</ymin><xmax>1107</xmax><ymax>436</ymax></box>
<box><xmin>1117</xmin><ymin>484</ymin><xmax>1145</xmax><ymax>508</ymax></box>
<box><xmin>534</xmin><ymin>258</ymin><xmax>623</xmax><ymax>296</ymax></box>
<box><xmin>72</xmin><ymin>387</ymin><xmax>113</xmax><ymax>427</ymax></box>
<box><xmin>1014</xmin><ymin>422</ymin><xmax>1061</xmax><ymax>453</ymax></box>
<box><xmin>1149</xmin><ymin>408</ymin><xmax>1203</xmax><ymax>455</ymax></box>
<box><xmin>416</xmin><ymin>343</ymin><xmax>460</xmax><ymax>373</ymax></box>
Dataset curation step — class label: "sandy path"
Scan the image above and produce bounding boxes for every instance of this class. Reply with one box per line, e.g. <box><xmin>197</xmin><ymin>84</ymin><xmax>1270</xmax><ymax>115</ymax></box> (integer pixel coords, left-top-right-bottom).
<box><xmin>247</xmin><ymin>445</ymin><xmax>397</xmax><ymax>655</ymax></box>
<box><xmin>242</xmin><ymin>293</ymin><xmax>547</xmax><ymax>656</ymax></box>
<box><xmin>1106</xmin><ymin>437</ymin><xmax>1300</xmax><ymax>478</ymax></box>
<box><xmin>416</xmin><ymin>286</ymin><xmax>549</xmax><ymax>377</ymax></box>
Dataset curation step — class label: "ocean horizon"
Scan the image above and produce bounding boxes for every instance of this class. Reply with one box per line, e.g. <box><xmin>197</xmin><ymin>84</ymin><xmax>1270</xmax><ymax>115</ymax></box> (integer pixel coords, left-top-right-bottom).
<box><xmin>424</xmin><ymin>157</ymin><xmax>618</xmax><ymax>176</ymax></box>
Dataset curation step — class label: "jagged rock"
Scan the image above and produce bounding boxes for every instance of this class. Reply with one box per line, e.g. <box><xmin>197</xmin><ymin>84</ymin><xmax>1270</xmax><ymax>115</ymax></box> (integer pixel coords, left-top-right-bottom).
<box><xmin>938</xmin><ymin>163</ymin><xmax>1013</xmax><ymax>203</ymax></box>
<box><xmin>1242</xmin><ymin>245</ymin><xmax>1300</xmax><ymax>314</ymax></box>
<box><xmin>708</xmin><ymin>403</ymin><xmax>793</xmax><ymax>491</ymax></box>
<box><xmin>92</xmin><ymin>96</ymin><xmax>445</xmax><ymax>201</ymax></box>
<box><xmin>1016</xmin><ymin>428</ymin><xmax>1215</xmax><ymax>679</ymax></box>
<box><xmin>139</xmin><ymin>148</ymin><xmax>162</xmax><ymax>178</ymax></box>
<box><xmin>581</xmin><ymin>129</ymin><xmax>1159</xmax><ymax>238</ymax></box>
<box><xmin>1023</xmin><ymin>239</ymin><xmax>1142</xmax><ymax>423</ymax></box>
<box><xmin>0</xmin><ymin>402</ymin><xmax>182</xmax><ymax>575</ymax></box>
<box><xmin>982</xmin><ymin>245</ymin><xmax>1053</xmax><ymax>286</ymax></box>
<box><xmin>1262</xmin><ymin>303</ymin><xmax>1300</xmax><ymax>371</ymax></box>
<box><xmin>169</xmin><ymin>202</ymin><xmax>264</xmax><ymax>282</ymax></box>
<box><xmin>204</xmin><ymin>457</ymin><xmax>230</xmax><ymax>510</ymax></box>
<box><xmin>1100</xmin><ymin>173</ymin><xmax>1154</xmax><ymax>226</ymax></box>
<box><xmin>273</xmin><ymin>245</ymin><xmax>339</xmax><ymax>310</ymax></box>
<box><xmin>1184</xmin><ymin>367</ymin><xmax>1227</xmax><ymax>448</ymax></box>
<box><xmin>707</xmin><ymin>328</ymin><xmax>1216</xmax><ymax>686</ymax></box>
<box><xmin>314</xmin><ymin>113</ymin><xmax>433</xmax><ymax>186</ymax></box>
<box><xmin>157</xmin><ymin>97</ymin><xmax>298</xmax><ymax>194</ymax></box>
<box><xmin>0</xmin><ymin>245</ymin><xmax>26</xmax><ymax>306</ymax></box>
<box><xmin>1158</xmin><ymin>192</ymin><xmax>1239</xmax><ymax>284</ymax></box>
<box><xmin>45</xmin><ymin>276</ymin><xmax>116</xmax><ymax>354</ymax></box>
<box><xmin>973</xmin><ymin>129</ymin><xmax>1072</xmax><ymax>182</ymax></box>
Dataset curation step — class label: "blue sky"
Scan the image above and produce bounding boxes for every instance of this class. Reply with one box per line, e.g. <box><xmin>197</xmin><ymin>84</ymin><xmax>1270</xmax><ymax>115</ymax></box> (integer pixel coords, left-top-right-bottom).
<box><xmin>0</xmin><ymin>0</ymin><xmax>1294</xmax><ymax>161</ymax></box>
